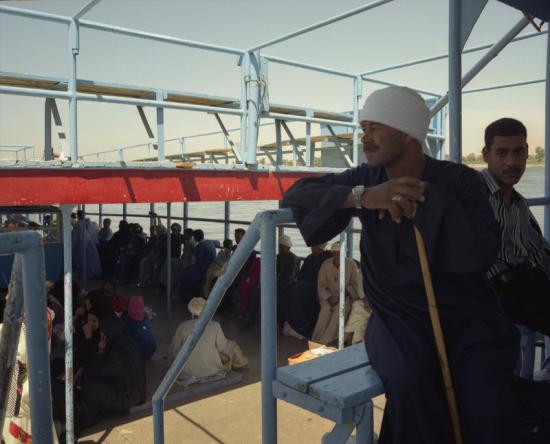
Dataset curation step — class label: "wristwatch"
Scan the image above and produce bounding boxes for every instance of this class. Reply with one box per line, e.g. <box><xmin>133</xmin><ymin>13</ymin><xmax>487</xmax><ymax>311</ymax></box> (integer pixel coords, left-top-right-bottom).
<box><xmin>352</xmin><ymin>185</ymin><xmax>365</xmax><ymax>209</ymax></box>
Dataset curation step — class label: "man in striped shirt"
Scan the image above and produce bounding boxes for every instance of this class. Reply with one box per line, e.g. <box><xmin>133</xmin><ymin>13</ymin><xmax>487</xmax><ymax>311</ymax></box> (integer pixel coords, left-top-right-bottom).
<box><xmin>481</xmin><ymin>117</ymin><xmax>550</xmax><ymax>336</ymax></box>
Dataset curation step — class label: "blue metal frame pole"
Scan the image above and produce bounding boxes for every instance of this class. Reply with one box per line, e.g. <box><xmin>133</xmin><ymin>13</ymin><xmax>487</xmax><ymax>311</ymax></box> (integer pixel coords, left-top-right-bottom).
<box><xmin>183</xmin><ymin>202</ymin><xmax>189</xmax><ymax>230</ymax></box>
<box><xmin>353</xmin><ymin>75</ymin><xmax>362</xmax><ymax>166</ymax></box>
<box><xmin>122</xmin><ymin>203</ymin><xmax>127</xmax><ymax>221</ymax></box>
<box><xmin>166</xmin><ymin>203</ymin><xmax>172</xmax><ymax>325</ymax></box>
<box><xmin>156</xmin><ymin>91</ymin><xmax>166</xmax><ymax>161</ymax></box>
<box><xmin>338</xmin><ymin>231</ymin><xmax>347</xmax><ymax>350</ymax></box>
<box><xmin>0</xmin><ymin>256</ymin><xmax>24</xmax><ymax>427</ymax></box>
<box><xmin>0</xmin><ymin>232</ymin><xmax>54</xmax><ymax>443</ymax></box>
<box><xmin>98</xmin><ymin>203</ymin><xmax>103</xmax><ymax>226</ymax></box>
<box><xmin>61</xmin><ymin>205</ymin><xmax>75</xmax><ymax>444</ymax></box>
<box><xmin>246</xmin><ymin>51</ymin><xmax>261</xmax><ymax>165</ymax></box>
<box><xmin>430</xmin><ymin>17</ymin><xmax>529</xmax><ymax>117</ymax></box>
<box><xmin>248</xmin><ymin>0</ymin><xmax>394</xmax><ymax>52</ymax></box>
<box><xmin>68</xmin><ymin>20</ymin><xmax>79</xmax><ymax>162</ymax></box>
<box><xmin>260</xmin><ymin>211</ymin><xmax>279</xmax><ymax>444</ymax></box>
<box><xmin>224</xmin><ymin>202</ymin><xmax>230</xmax><ymax>240</ymax></box>
<box><xmin>305</xmin><ymin>112</ymin><xmax>312</xmax><ymax>166</ymax></box>
<box><xmin>44</xmin><ymin>98</ymin><xmax>53</xmax><ymax>161</ymax></box>
<box><xmin>449</xmin><ymin>0</ymin><xmax>462</xmax><ymax>163</ymax></box>
<box><xmin>19</xmin><ymin>233</ymin><xmax>54</xmax><ymax>443</ymax></box>
<box><xmin>544</xmin><ymin>32</ymin><xmax>550</xmax><ymax>241</ymax></box>
<box><xmin>152</xmin><ymin>215</ymin><xmax>262</xmax><ymax>444</ymax></box>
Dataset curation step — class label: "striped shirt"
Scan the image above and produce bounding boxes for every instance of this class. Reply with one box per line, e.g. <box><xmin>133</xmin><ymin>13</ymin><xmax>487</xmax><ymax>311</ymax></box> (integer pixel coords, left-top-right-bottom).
<box><xmin>481</xmin><ymin>169</ymin><xmax>550</xmax><ymax>279</ymax></box>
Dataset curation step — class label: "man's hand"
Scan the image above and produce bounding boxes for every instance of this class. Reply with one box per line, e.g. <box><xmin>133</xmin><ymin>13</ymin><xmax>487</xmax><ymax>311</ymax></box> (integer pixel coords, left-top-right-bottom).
<box><xmin>362</xmin><ymin>177</ymin><xmax>426</xmax><ymax>223</ymax></box>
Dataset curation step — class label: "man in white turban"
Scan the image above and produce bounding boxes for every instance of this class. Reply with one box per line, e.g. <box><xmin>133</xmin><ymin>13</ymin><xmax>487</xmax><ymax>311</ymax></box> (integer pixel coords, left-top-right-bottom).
<box><xmin>283</xmin><ymin>86</ymin><xmax>524</xmax><ymax>443</ymax></box>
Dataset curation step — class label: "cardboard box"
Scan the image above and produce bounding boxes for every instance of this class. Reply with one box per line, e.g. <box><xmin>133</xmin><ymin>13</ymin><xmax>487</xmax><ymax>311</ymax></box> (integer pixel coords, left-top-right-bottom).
<box><xmin>287</xmin><ymin>341</ymin><xmax>338</xmax><ymax>365</ymax></box>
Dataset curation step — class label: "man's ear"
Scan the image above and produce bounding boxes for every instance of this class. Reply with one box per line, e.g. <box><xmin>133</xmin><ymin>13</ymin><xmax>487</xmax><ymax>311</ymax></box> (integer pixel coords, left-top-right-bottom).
<box><xmin>482</xmin><ymin>146</ymin><xmax>489</xmax><ymax>163</ymax></box>
<box><xmin>402</xmin><ymin>133</ymin><xmax>414</xmax><ymax>144</ymax></box>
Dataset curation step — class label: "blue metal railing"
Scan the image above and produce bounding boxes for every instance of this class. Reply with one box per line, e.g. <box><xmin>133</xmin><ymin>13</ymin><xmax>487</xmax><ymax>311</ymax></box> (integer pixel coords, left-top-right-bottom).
<box><xmin>152</xmin><ymin>209</ymin><xmax>294</xmax><ymax>444</ymax></box>
<box><xmin>0</xmin><ymin>231</ymin><xmax>54</xmax><ymax>443</ymax></box>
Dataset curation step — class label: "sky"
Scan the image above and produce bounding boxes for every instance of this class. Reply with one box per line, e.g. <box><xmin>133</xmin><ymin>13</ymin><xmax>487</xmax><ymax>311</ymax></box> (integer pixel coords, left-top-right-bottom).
<box><xmin>0</xmin><ymin>0</ymin><xmax>547</xmax><ymax>161</ymax></box>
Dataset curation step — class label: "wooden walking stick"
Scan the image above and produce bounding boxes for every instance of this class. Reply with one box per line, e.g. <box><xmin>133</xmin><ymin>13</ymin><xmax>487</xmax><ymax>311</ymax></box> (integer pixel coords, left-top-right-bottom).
<box><xmin>413</xmin><ymin>224</ymin><xmax>464</xmax><ymax>444</ymax></box>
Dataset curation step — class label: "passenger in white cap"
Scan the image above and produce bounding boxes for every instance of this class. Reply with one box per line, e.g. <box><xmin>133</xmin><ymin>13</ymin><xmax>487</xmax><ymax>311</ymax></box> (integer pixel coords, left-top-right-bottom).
<box><xmin>170</xmin><ymin>297</ymin><xmax>248</xmax><ymax>386</ymax></box>
<box><xmin>311</xmin><ymin>241</ymin><xmax>367</xmax><ymax>345</ymax></box>
<box><xmin>283</xmin><ymin>86</ymin><xmax>521</xmax><ymax>443</ymax></box>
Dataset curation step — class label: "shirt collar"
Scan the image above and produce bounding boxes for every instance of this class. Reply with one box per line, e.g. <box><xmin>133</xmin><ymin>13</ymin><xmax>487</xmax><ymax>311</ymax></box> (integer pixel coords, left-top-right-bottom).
<box><xmin>480</xmin><ymin>169</ymin><xmax>500</xmax><ymax>195</ymax></box>
<box><xmin>481</xmin><ymin>168</ymin><xmax>521</xmax><ymax>202</ymax></box>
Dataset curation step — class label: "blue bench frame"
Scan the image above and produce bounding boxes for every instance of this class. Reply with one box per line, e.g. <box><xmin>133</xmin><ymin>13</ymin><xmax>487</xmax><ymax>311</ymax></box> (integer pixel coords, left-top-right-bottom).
<box><xmin>273</xmin><ymin>344</ymin><xmax>384</xmax><ymax>444</ymax></box>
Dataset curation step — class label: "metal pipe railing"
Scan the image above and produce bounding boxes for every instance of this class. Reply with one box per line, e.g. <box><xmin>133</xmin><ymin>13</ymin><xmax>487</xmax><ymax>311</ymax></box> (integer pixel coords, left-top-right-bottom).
<box><xmin>0</xmin><ymin>257</ymin><xmax>25</xmax><ymax>428</ymax></box>
<box><xmin>0</xmin><ymin>231</ymin><xmax>53</xmax><ymax>443</ymax></box>
<box><xmin>360</xmin><ymin>29</ymin><xmax>547</xmax><ymax>77</ymax></box>
<box><xmin>430</xmin><ymin>16</ymin><xmax>530</xmax><ymax>117</ymax></box>
<box><xmin>152</xmin><ymin>211</ymin><xmax>263</xmax><ymax>443</ymax></box>
<box><xmin>79</xmin><ymin>19</ymin><xmax>245</xmax><ymax>55</ymax></box>
<box><xmin>248</xmin><ymin>0</ymin><xmax>395</xmax><ymax>52</ymax></box>
<box><xmin>0</xmin><ymin>4</ymin><xmax>70</xmax><ymax>24</ymax></box>
<box><xmin>60</xmin><ymin>205</ymin><xmax>75</xmax><ymax>444</ymax></box>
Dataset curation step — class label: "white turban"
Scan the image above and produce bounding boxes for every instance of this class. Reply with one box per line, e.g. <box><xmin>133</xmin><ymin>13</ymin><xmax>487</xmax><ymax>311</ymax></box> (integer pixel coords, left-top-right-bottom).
<box><xmin>188</xmin><ymin>297</ymin><xmax>206</xmax><ymax>317</ymax></box>
<box><xmin>358</xmin><ymin>86</ymin><xmax>430</xmax><ymax>145</ymax></box>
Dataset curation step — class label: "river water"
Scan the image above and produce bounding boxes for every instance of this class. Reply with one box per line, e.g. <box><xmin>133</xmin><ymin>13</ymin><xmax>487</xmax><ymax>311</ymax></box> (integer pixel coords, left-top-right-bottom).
<box><xmin>84</xmin><ymin>166</ymin><xmax>547</xmax><ymax>259</ymax></box>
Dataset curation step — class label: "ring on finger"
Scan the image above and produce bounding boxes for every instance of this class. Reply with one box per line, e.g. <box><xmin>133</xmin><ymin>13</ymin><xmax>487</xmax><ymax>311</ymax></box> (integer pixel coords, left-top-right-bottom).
<box><xmin>392</xmin><ymin>194</ymin><xmax>403</xmax><ymax>203</ymax></box>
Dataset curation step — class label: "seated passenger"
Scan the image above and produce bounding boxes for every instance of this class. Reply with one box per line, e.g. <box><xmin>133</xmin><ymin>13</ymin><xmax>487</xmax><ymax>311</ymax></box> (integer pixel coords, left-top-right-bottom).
<box><xmin>279</xmin><ymin>243</ymin><xmax>332</xmax><ymax>340</ymax></box>
<box><xmin>311</xmin><ymin>242</ymin><xmax>365</xmax><ymax>345</ymax></box>
<box><xmin>137</xmin><ymin>224</ymin><xmax>166</xmax><ymax>288</ymax></box>
<box><xmin>482</xmin><ymin>118</ymin><xmax>550</xmax><ymax>338</ymax></box>
<box><xmin>177</xmin><ymin>230</ymin><xmax>220</xmax><ymax>301</ymax></box>
<box><xmin>159</xmin><ymin>223</ymin><xmax>186</xmax><ymax>291</ymax></box>
<box><xmin>122</xmin><ymin>296</ymin><xmax>156</xmax><ymax>360</ymax></box>
<box><xmin>76</xmin><ymin>316</ymin><xmax>146</xmax><ymax>434</ymax></box>
<box><xmin>71</xmin><ymin>211</ymin><xmax>102</xmax><ymax>280</ymax></box>
<box><xmin>98</xmin><ymin>218</ymin><xmax>113</xmax><ymax>243</ymax></box>
<box><xmin>202</xmin><ymin>238</ymin><xmax>233</xmax><ymax>298</ymax></box>
<box><xmin>170</xmin><ymin>297</ymin><xmax>248</xmax><ymax>387</ymax></box>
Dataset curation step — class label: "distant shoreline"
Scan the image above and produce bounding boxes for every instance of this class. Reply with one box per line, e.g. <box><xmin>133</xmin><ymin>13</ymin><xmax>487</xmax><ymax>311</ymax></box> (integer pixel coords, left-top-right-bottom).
<box><xmin>463</xmin><ymin>162</ymin><xmax>544</xmax><ymax>168</ymax></box>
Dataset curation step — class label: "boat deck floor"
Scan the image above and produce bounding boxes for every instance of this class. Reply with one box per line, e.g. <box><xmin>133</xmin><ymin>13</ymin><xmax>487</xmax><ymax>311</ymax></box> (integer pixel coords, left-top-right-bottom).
<box><xmin>75</xmin><ymin>281</ymin><xmax>385</xmax><ymax>443</ymax></box>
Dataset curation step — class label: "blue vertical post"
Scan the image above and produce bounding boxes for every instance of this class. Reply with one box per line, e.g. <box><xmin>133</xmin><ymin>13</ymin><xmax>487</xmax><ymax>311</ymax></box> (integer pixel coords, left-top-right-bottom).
<box><xmin>166</xmin><ymin>203</ymin><xmax>172</xmax><ymax>325</ymax></box>
<box><xmin>544</xmin><ymin>32</ymin><xmax>550</xmax><ymax>241</ymax></box>
<box><xmin>68</xmin><ymin>20</ymin><xmax>79</xmax><ymax>162</ymax></box>
<box><xmin>224</xmin><ymin>202</ymin><xmax>230</xmax><ymax>241</ymax></box>
<box><xmin>275</xmin><ymin>120</ymin><xmax>283</xmax><ymax>166</ymax></box>
<box><xmin>156</xmin><ymin>91</ymin><xmax>166</xmax><ymax>161</ymax></box>
<box><xmin>44</xmin><ymin>98</ymin><xmax>53</xmax><ymax>161</ymax></box>
<box><xmin>20</xmin><ymin>234</ymin><xmax>54</xmax><ymax>444</ymax></box>
<box><xmin>305</xmin><ymin>111</ymin><xmax>312</xmax><ymax>166</ymax></box>
<box><xmin>346</xmin><ymin>220</ymin><xmax>354</xmax><ymax>259</ymax></box>
<box><xmin>338</xmin><ymin>230</ymin><xmax>347</xmax><ymax>350</ymax></box>
<box><xmin>260</xmin><ymin>212</ymin><xmax>278</xmax><ymax>444</ymax></box>
<box><xmin>61</xmin><ymin>205</ymin><xmax>75</xmax><ymax>444</ymax></box>
<box><xmin>150</xmin><ymin>203</ymin><xmax>155</xmax><ymax>233</ymax></box>
<box><xmin>0</xmin><ymin>256</ymin><xmax>24</xmax><ymax>428</ymax></box>
<box><xmin>122</xmin><ymin>203</ymin><xmax>127</xmax><ymax>221</ymax></box>
<box><xmin>98</xmin><ymin>203</ymin><xmax>103</xmax><ymax>226</ymax></box>
<box><xmin>449</xmin><ymin>0</ymin><xmax>462</xmax><ymax>163</ymax></box>
<box><xmin>542</xmin><ymin>34</ymin><xmax>550</xmax><ymax>375</ymax></box>
<box><xmin>239</xmin><ymin>52</ymin><xmax>250</xmax><ymax>162</ymax></box>
<box><xmin>183</xmin><ymin>202</ymin><xmax>189</xmax><ymax>230</ymax></box>
<box><xmin>353</xmin><ymin>75</ymin><xmax>362</xmax><ymax>166</ymax></box>
<box><xmin>246</xmin><ymin>51</ymin><xmax>261</xmax><ymax>165</ymax></box>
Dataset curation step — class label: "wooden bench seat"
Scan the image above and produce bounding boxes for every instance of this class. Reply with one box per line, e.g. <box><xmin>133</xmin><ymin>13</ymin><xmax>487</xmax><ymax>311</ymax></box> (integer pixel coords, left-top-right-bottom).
<box><xmin>273</xmin><ymin>344</ymin><xmax>384</xmax><ymax>443</ymax></box>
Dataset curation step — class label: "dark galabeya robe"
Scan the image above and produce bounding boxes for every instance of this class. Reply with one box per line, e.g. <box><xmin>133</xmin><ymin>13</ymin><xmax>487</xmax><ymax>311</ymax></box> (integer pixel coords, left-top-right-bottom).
<box><xmin>282</xmin><ymin>156</ymin><xmax>521</xmax><ymax>444</ymax></box>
